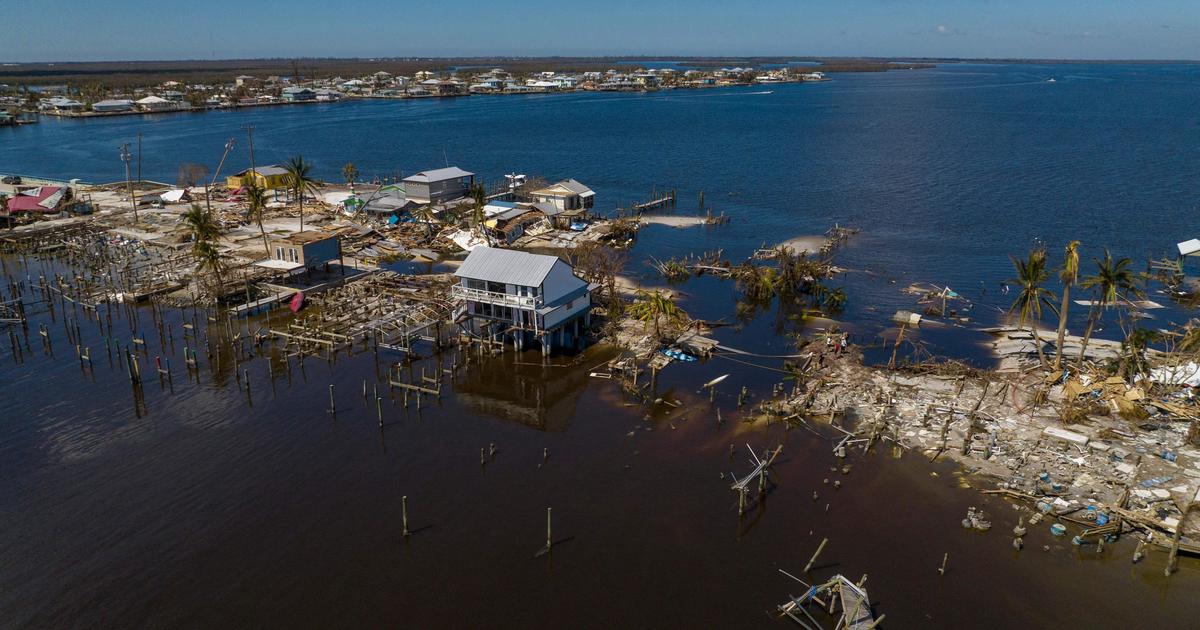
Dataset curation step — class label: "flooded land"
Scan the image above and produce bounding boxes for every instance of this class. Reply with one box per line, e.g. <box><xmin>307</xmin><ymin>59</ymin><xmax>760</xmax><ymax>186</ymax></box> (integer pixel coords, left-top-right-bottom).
<box><xmin>3</xmin><ymin>65</ymin><xmax>1200</xmax><ymax>628</ymax></box>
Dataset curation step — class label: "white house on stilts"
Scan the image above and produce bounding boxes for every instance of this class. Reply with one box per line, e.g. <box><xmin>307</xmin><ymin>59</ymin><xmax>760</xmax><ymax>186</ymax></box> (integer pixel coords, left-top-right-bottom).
<box><xmin>452</xmin><ymin>247</ymin><xmax>594</xmax><ymax>355</ymax></box>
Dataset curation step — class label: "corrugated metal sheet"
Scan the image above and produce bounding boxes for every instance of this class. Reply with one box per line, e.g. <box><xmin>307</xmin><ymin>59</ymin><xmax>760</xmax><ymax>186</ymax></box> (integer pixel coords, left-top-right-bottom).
<box><xmin>1178</xmin><ymin>239</ymin><xmax>1200</xmax><ymax>257</ymax></box>
<box><xmin>558</xmin><ymin>178</ymin><xmax>593</xmax><ymax>195</ymax></box>
<box><xmin>531</xmin><ymin>201</ymin><xmax>564</xmax><ymax>216</ymax></box>
<box><xmin>454</xmin><ymin>246</ymin><xmax>559</xmax><ymax>287</ymax></box>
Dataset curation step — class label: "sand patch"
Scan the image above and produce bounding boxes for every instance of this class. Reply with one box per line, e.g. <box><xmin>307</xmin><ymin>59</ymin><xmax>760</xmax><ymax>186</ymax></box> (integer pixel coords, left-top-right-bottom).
<box><xmin>639</xmin><ymin>215</ymin><xmax>707</xmax><ymax>228</ymax></box>
<box><xmin>614</xmin><ymin>275</ymin><xmax>681</xmax><ymax>298</ymax></box>
<box><xmin>776</xmin><ymin>235</ymin><xmax>825</xmax><ymax>253</ymax></box>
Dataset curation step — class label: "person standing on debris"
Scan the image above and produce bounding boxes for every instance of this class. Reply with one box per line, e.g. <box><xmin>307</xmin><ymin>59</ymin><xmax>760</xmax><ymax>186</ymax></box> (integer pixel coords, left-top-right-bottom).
<box><xmin>839</xmin><ymin>334</ymin><xmax>848</xmax><ymax>356</ymax></box>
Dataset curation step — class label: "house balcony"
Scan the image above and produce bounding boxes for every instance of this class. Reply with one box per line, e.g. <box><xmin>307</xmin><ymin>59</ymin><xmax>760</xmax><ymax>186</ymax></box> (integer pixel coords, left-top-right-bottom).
<box><xmin>451</xmin><ymin>284</ymin><xmax>542</xmax><ymax>310</ymax></box>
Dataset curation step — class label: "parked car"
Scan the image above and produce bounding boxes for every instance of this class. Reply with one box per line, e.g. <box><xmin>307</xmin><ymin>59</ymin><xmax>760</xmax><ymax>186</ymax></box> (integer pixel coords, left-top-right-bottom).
<box><xmin>1</xmin><ymin>175</ymin><xmax>21</xmax><ymax>185</ymax></box>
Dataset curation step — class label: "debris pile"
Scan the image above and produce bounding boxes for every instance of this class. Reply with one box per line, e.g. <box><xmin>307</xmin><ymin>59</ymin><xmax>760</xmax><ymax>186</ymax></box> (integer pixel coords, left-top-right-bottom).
<box><xmin>765</xmin><ymin>343</ymin><xmax>1200</xmax><ymax>552</ymax></box>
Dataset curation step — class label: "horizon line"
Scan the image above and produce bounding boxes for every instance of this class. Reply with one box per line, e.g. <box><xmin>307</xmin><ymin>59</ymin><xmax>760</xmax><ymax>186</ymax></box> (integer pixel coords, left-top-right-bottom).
<box><xmin>4</xmin><ymin>54</ymin><xmax>1200</xmax><ymax>66</ymax></box>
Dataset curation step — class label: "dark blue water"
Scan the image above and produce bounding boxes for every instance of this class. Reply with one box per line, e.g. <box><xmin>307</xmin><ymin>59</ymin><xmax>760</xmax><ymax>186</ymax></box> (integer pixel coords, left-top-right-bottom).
<box><xmin>4</xmin><ymin>63</ymin><xmax>1200</xmax><ymax>360</ymax></box>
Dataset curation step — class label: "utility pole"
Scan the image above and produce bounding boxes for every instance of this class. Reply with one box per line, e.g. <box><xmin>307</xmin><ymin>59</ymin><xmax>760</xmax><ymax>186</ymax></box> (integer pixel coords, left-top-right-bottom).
<box><xmin>207</xmin><ymin>138</ymin><xmax>235</xmax><ymax>215</ymax></box>
<box><xmin>136</xmin><ymin>132</ymin><xmax>142</xmax><ymax>184</ymax></box>
<box><xmin>120</xmin><ymin>143</ymin><xmax>138</xmax><ymax>223</ymax></box>
<box><xmin>246</xmin><ymin>124</ymin><xmax>258</xmax><ymax>199</ymax></box>
<box><xmin>246</xmin><ymin>125</ymin><xmax>256</xmax><ymax>173</ymax></box>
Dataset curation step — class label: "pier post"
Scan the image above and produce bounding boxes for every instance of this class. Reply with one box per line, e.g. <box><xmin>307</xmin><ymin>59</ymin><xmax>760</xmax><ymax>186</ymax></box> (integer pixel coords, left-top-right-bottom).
<box><xmin>402</xmin><ymin>495</ymin><xmax>410</xmax><ymax>538</ymax></box>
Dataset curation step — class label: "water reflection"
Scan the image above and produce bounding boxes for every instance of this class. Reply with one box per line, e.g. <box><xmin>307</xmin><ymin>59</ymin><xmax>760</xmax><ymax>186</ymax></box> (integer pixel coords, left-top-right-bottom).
<box><xmin>452</xmin><ymin>346</ymin><xmax>616</xmax><ymax>430</ymax></box>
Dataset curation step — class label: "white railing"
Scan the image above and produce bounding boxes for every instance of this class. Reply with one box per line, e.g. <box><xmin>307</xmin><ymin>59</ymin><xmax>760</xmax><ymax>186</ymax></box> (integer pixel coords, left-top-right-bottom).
<box><xmin>451</xmin><ymin>284</ymin><xmax>541</xmax><ymax>309</ymax></box>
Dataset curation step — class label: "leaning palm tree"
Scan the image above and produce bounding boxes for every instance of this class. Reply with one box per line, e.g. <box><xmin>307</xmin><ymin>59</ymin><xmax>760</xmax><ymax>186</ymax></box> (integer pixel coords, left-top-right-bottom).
<box><xmin>1008</xmin><ymin>247</ymin><xmax>1057</xmax><ymax>369</ymax></box>
<box><xmin>284</xmin><ymin>156</ymin><xmax>322</xmax><ymax>232</ymax></box>
<box><xmin>1075</xmin><ymin>250</ymin><xmax>1144</xmax><ymax>366</ymax></box>
<box><xmin>629</xmin><ymin>288</ymin><xmax>686</xmax><ymax>338</ymax></box>
<box><xmin>244</xmin><ymin>181</ymin><xmax>270</xmax><ymax>256</ymax></box>
<box><xmin>1053</xmin><ymin>240</ymin><xmax>1080</xmax><ymax>371</ymax></box>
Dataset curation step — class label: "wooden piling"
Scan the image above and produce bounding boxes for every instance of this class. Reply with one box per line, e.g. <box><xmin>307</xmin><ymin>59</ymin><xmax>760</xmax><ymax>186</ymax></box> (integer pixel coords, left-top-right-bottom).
<box><xmin>1165</xmin><ymin>502</ymin><xmax>1192</xmax><ymax>576</ymax></box>
<box><xmin>803</xmin><ymin>538</ymin><xmax>828</xmax><ymax>573</ymax></box>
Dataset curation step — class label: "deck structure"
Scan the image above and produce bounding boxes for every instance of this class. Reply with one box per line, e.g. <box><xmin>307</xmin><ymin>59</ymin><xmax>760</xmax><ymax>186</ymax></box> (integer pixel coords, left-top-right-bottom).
<box><xmin>777</xmin><ymin>572</ymin><xmax>878</xmax><ymax>630</ymax></box>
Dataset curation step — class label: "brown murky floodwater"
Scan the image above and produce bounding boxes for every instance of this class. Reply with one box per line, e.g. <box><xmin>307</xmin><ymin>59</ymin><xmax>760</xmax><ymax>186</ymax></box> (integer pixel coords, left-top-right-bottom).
<box><xmin>1</xmin><ymin>255</ymin><xmax>1197</xmax><ymax>629</ymax></box>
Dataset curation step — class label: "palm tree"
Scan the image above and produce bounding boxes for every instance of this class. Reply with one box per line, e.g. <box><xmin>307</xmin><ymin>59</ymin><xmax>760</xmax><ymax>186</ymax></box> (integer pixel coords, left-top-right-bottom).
<box><xmin>1008</xmin><ymin>247</ymin><xmax>1057</xmax><ymax>369</ymax></box>
<box><xmin>1053</xmin><ymin>240</ymin><xmax>1080</xmax><ymax>371</ymax></box>
<box><xmin>1120</xmin><ymin>326</ymin><xmax>1161</xmax><ymax>381</ymax></box>
<box><xmin>410</xmin><ymin>205</ymin><xmax>439</xmax><ymax>240</ymax></box>
<box><xmin>469</xmin><ymin>182</ymin><xmax>487</xmax><ymax>207</ymax></box>
<box><xmin>469</xmin><ymin>199</ymin><xmax>486</xmax><ymax>234</ymax></box>
<box><xmin>284</xmin><ymin>156</ymin><xmax>321</xmax><ymax>232</ymax></box>
<box><xmin>245</xmin><ymin>182</ymin><xmax>270</xmax><ymax>256</ymax></box>
<box><xmin>183</xmin><ymin>202</ymin><xmax>220</xmax><ymax>243</ymax></box>
<box><xmin>629</xmin><ymin>288</ymin><xmax>686</xmax><ymax>338</ymax></box>
<box><xmin>1076</xmin><ymin>250</ymin><xmax>1144</xmax><ymax>366</ymax></box>
<box><xmin>342</xmin><ymin>162</ymin><xmax>358</xmax><ymax>193</ymax></box>
<box><xmin>182</xmin><ymin>204</ymin><xmax>224</xmax><ymax>296</ymax></box>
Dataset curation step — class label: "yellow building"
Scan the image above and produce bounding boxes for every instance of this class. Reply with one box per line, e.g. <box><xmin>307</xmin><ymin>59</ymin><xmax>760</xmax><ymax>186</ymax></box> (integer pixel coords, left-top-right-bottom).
<box><xmin>226</xmin><ymin>165</ymin><xmax>291</xmax><ymax>190</ymax></box>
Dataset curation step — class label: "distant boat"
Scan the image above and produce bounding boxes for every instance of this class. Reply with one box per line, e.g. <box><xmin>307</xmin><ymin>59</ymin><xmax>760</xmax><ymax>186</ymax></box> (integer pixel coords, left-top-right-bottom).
<box><xmin>1046</xmin><ymin>78</ymin><xmax>1057</xmax><ymax>83</ymax></box>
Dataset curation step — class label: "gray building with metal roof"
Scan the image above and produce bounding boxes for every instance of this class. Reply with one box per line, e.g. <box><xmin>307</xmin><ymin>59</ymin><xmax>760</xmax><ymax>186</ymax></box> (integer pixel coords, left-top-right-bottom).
<box><xmin>452</xmin><ymin>246</ymin><xmax>592</xmax><ymax>354</ymax></box>
<box><xmin>402</xmin><ymin>166</ymin><xmax>474</xmax><ymax>204</ymax></box>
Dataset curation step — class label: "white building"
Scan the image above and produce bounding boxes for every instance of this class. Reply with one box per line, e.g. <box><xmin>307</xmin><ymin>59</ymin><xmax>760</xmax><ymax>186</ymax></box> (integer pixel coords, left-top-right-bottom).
<box><xmin>528</xmin><ymin>179</ymin><xmax>595</xmax><ymax>213</ymax></box>
<box><xmin>452</xmin><ymin>247</ymin><xmax>594</xmax><ymax>354</ymax></box>
<box><xmin>92</xmin><ymin>99</ymin><xmax>134</xmax><ymax>113</ymax></box>
<box><xmin>136</xmin><ymin>95</ymin><xmax>174</xmax><ymax>111</ymax></box>
<box><xmin>40</xmin><ymin>97</ymin><xmax>84</xmax><ymax>112</ymax></box>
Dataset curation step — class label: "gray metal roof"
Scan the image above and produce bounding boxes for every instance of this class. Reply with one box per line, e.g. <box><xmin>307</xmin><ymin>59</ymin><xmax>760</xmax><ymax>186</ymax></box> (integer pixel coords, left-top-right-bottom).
<box><xmin>403</xmin><ymin>166</ymin><xmax>474</xmax><ymax>183</ymax></box>
<box><xmin>494</xmin><ymin>206</ymin><xmax>533</xmax><ymax>221</ymax></box>
<box><xmin>564</xmin><ymin>177</ymin><xmax>597</xmax><ymax>195</ymax></box>
<box><xmin>455</xmin><ymin>247</ymin><xmax>561</xmax><ymax>287</ymax></box>
<box><xmin>558</xmin><ymin>179</ymin><xmax>593</xmax><ymax>195</ymax></box>
<box><xmin>530</xmin><ymin>201</ymin><xmax>564</xmax><ymax>216</ymax></box>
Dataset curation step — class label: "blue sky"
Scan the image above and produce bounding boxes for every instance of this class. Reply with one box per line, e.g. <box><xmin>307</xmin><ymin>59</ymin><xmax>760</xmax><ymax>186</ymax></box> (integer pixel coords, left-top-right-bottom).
<box><xmin>3</xmin><ymin>0</ymin><xmax>1198</xmax><ymax>62</ymax></box>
